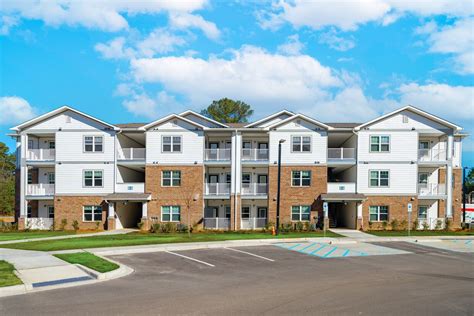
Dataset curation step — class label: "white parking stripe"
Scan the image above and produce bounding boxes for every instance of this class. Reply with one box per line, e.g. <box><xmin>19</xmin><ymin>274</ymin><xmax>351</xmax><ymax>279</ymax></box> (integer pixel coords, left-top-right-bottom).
<box><xmin>165</xmin><ymin>251</ymin><xmax>215</xmax><ymax>267</ymax></box>
<box><xmin>225</xmin><ymin>247</ymin><xmax>275</xmax><ymax>262</ymax></box>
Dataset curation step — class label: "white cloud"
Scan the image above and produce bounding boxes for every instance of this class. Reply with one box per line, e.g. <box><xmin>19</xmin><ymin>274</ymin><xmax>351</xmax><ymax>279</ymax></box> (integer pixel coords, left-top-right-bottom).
<box><xmin>0</xmin><ymin>0</ymin><xmax>209</xmax><ymax>32</ymax></box>
<box><xmin>0</xmin><ymin>96</ymin><xmax>36</xmax><ymax>125</ymax></box>
<box><xmin>169</xmin><ymin>12</ymin><xmax>220</xmax><ymax>40</ymax></box>
<box><xmin>122</xmin><ymin>91</ymin><xmax>181</xmax><ymax>118</ymax></box>
<box><xmin>0</xmin><ymin>15</ymin><xmax>19</xmax><ymax>35</ymax></box>
<box><xmin>137</xmin><ymin>28</ymin><xmax>187</xmax><ymax>57</ymax></box>
<box><xmin>318</xmin><ymin>28</ymin><xmax>355</xmax><ymax>51</ymax></box>
<box><xmin>94</xmin><ymin>37</ymin><xmax>136</xmax><ymax>60</ymax></box>
<box><xmin>277</xmin><ymin>34</ymin><xmax>304</xmax><ymax>55</ymax></box>
<box><xmin>130</xmin><ymin>45</ymin><xmax>341</xmax><ymax>109</ymax></box>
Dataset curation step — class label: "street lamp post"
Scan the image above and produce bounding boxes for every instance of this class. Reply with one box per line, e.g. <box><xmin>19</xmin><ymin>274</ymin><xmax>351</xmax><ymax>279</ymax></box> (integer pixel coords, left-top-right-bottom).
<box><xmin>276</xmin><ymin>139</ymin><xmax>286</xmax><ymax>235</ymax></box>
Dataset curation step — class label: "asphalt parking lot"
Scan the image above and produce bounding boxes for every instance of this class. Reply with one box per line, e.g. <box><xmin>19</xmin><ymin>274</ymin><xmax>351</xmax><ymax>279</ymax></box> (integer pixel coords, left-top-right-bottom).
<box><xmin>1</xmin><ymin>241</ymin><xmax>473</xmax><ymax>315</ymax></box>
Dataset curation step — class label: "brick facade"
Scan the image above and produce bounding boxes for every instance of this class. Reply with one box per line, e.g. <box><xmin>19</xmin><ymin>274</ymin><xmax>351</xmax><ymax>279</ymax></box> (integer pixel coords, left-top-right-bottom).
<box><xmin>268</xmin><ymin>165</ymin><xmax>327</xmax><ymax>225</ymax></box>
<box><xmin>145</xmin><ymin>165</ymin><xmax>204</xmax><ymax>228</ymax></box>
<box><xmin>54</xmin><ymin>196</ymin><xmax>108</xmax><ymax>230</ymax></box>
<box><xmin>361</xmin><ymin>195</ymin><xmax>417</xmax><ymax>230</ymax></box>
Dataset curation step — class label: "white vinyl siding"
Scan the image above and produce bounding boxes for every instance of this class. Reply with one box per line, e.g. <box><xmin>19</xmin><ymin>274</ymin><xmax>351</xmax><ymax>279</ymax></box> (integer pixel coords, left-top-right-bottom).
<box><xmin>357</xmin><ymin>163</ymin><xmax>417</xmax><ymax>194</ymax></box>
<box><xmin>269</xmin><ymin>130</ymin><xmax>327</xmax><ymax>164</ymax></box>
<box><xmin>358</xmin><ymin>131</ymin><xmax>417</xmax><ymax>162</ymax></box>
<box><xmin>367</xmin><ymin>110</ymin><xmax>450</xmax><ymax>131</ymax></box>
<box><xmin>56</xmin><ymin>131</ymin><xmax>114</xmax><ymax>162</ymax></box>
<box><xmin>55</xmin><ymin>163</ymin><xmax>114</xmax><ymax>194</ymax></box>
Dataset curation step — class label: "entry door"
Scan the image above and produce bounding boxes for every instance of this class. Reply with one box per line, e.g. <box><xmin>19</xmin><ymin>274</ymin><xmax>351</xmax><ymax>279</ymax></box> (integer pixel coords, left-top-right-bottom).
<box><xmin>209</xmin><ymin>142</ymin><xmax>219</xmax><ymax>160</ymax></box>
<box><xmin>208</xmin><ymin>174</ymin><xmax>219</xmax><ymax>194</ymax></box>
<box><xmin>257</xmin><ymin>207</ymin><xmax>267</xmax><ymax>218</ymax></box>
<box><xmin>257</xmin><ymin>143</ymin><xmax>268</xmax><ymax>160</ymax></box>
<box><xmin>257</xmin><ymin>174</ymin><xmax>268</xmax><ymax>194</ymax></box>
<box><xmin>205</xmin><ymin>206</ymin><xmax>218</xmax><ymax>218</ymax></box>
<box><xmin>242</xmin><ymin>141</ymin><xmax>252</xmax><ymax>158</ymax></box>
<box><xmin>419</xmin><ymin>141</ymin><xmax>430</xmax><ymax>160</ymax></box>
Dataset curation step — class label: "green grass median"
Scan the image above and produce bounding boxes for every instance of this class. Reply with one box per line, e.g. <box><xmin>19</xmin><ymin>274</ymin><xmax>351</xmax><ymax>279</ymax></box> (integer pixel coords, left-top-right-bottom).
<box><xmin>0</xmin><ymin>260</ymin><xmax>23</xmax><ymax>287</ymax></box>
<box><xmin>0</xmin><ymin>231</ymin><xmax>76</xmax><ymax>242</ymax></box>
<box><xmin>54</xmin><ymin>252</ymin><xmax>119</xmax><ymax>273</ymax></box>
<box><xmin>0</xmin><ymin>231</ymin><xmax>341</xmax><ymax>252</ymax></box>
<box><xmin>367</xmin><ymin>230</ymin><xmax>474</xmax><ymax>237</ymax></box>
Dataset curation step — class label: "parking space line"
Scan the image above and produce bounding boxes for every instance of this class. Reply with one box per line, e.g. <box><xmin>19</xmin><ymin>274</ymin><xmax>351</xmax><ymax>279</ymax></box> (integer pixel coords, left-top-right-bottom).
<box><xmin>342</xmin><ymin>249</ymin><xmax>350</xmax><ymax>257</ymax></box>
<box><xmin>165</xmin><ymin>251</ymin><xmax>215</xmax><ymax>267</ymax></box>
<box><xmin>225</xmin><ymin>248</ymin><xmax>275</xmax><ymax>262</ymax></box>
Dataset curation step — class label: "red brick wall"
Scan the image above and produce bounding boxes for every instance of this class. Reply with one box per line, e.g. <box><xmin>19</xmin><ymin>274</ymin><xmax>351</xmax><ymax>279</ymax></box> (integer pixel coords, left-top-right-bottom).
<box><xmin>54</xmin><ymin>196</ymin><xmax>108</xmax><ymax>230</ymax></box>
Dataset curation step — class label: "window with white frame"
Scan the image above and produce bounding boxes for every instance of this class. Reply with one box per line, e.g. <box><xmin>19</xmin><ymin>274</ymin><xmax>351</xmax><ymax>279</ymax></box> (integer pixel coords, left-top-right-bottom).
<box><xmin>369</xmin><ymin>206</ymin><xmax>389</xmax><ymax>222</ymax></box>
<box><xmin>83</xmin><ymin>205</ymin><xmax>102</xmax><ymax>222</ymax></box>
<box><xmin>418</xmin><ymin>206</ymin><xmax>428</xmax><ymax>220</ymax></box>
<box><xmin>84</xmin><ymin>170</ymin><xmax>103</xmax><ymax>187</ymax></box>
<box><xmin>162</xmin><ymin>136</ymin><xmax>182</xmax><ymax>152</ymax></box>
<box><xmin>291</xmin><ymin>205</ymin><xmax>311</xmax><ymax>221</ymax></box>
<box><xmin>84</xmin><ymin>136</ymin><xmax>103</xmax><ymax>152</ymax></box>
<box><xmin>162</xmin><ymin>170</ymin><xmax>181</xmax><ymax>186</ymax></box>
<box><xmin>225</xmin><ymin>206</ymin><xmax>231</xmax><ymax>219</ymax></box>
<box><xmin>292</xmin><ymin>170</ymin><xmax>311</xmax><ymax>186</ymax></box>
<box><xmin>47</xmin><ymin>206</ymin><xmax>54</xmax><ymax>219</ymax></box>
<box><xmin>161</xmin><ymin>206</ymin><xmax>180</xmax><ymax>222</ymax></box>
<box><xmin>369</xmin><ymin>170</ymin><xmax>389</xmax><ymax>187</ymax></box>
<box><xmin>242</xmin><ymin>173</ymin><xmax>251</xmax><ymax>188</ymax></box>
<box><xmin>47</xmin><ymin>172</ymin><xmax>55</xmax><ymax>184</ymax></box>
<box><xmin>292</xmin><ymin>136</ymin><xmax>311</xmax><ymax>152</ymax></box>
<box><xmin>48</xmin><ymin>141</ymin><xmax>55</xmax><ymax>149</ymax></box>
<box><xmin>27</xmin><ymin>205</ymin><xmax>32</xmax><ymax>218</ymax></box>
<box><xmin>418</xmin><ymin>173</ymin><xmax>428</xmax><ymax>188</ymax></box>
<box><xmin>27</xmin><ymin>171</ymin><xmax>32</xmax><ymax>184</ymax></box>
<box><xmin>370</xmin><ymin>135</ymin><xmax>390</xmax><ymax>152</ymax></box>
<box><xmin>241</xmin><ymin>206</ymin><xmax>250</xmax><ymax>219</ymax></box>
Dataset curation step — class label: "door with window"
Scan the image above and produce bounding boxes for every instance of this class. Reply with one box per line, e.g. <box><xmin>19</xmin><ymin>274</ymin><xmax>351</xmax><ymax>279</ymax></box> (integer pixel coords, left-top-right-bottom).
<box><xmin>242</xmin><ymin>141</ymin><xmax>252</xmax><ymax>159</ymax></box>
<box><xmin>419</xmin><ymin>141</ymin><xmax>430</xmax><ymax>160</ymax></box>
<box><xmin>205</xmin><ymin>206</ymin><xmax>218</xmax><ymax>218</ymax></box>
<box><xmin>257</xmin><ymin>174</ymin><xmax>268</xmax><ymax>194</ymax></box>
<box><xmin>418</xmin><ymin>173</ymin><xmax>429</xmax><ymax>194</ymax></box>
<box><xmin>209</xmin><ymin>142</ymin><xmax>219</xmax><ymax>160</ymax></box>
<box><xmin>208</xmin><ymin>174</ymin><xmax>219</xmax><ymax>194</ymax></box>
<box><xmin>257</xmin><ymin>142</ymin><xmax>268</xmax><ymax>160</ymax></box>
<box><xmin>242</xmin><ymin>173</ymin><xmax>251</xmax><ymax>194</ymax></box>
<box><xmin>47</xmin><ymin>206</ymin><xmax>54</xmax><ymax>219</ymax></box>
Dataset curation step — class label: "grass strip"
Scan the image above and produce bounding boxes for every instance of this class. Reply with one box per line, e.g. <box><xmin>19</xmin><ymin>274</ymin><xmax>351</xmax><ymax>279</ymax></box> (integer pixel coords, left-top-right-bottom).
<box><xmin>0</xmin><ymin>260</ymin><xmax>23</xmax><ymax>287</ymax></box>
<box><xmin>0</xmin><ymin>231</ymin><xmax>76</xmax><ymax>242</ymax></box>
<box><xmin>367</xmin><ymin>230</ymin><xmax>474</xmax><ymax>237</ymax></box>
<box><xmin>54</xmin><ymin>252</ymin><xmax>119</xmax><ymax>273</ymax></box>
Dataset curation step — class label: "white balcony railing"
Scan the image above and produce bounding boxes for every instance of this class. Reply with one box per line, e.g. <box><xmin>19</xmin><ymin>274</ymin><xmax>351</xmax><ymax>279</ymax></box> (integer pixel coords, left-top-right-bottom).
<box><xmin>328</xmin><ymin>148</ymin><xmax>356</xmax><ymax>160</ymax></box>
<box><xmin>115</xmin><ymin>182</ymin><xmax>145</xmax><ymax>193</ymax></box>
<box><xmin>242</xmin><ymin>149</ymin><xmax>269</xmax><ymax>161</ymax></box>
<box><xmin>205</xmin><ymin>183</ymin><xmax>231</xmax><ymax>196</ymax></box>
<box><xmin>418</xmin><ymin>183</ymin><xmax>446</xmax><ymax>196</ymax></box>
<box><xmin>27</xmin><ymin>149</ymin><xmax>55</xmax><ymax>161</ymax></box>
<box><xmin>27</xmin><ymin>184</ymin><xmax>55</xmax><ymax>196</ymax></box>
<box><xmin>204</xmin><ymin>148</ymin><xmax>231</xmax><ymax>161</ymax></box>
<box><xmin>241</xmin><ymin>183</ymin><xmax>268</xmax><ymax>196</ymax></box>
<box><xmin>203</xmin><ymin>217</ymin><xmax>230</xmax><ymax>230</ymax></box>
<box><xmin>117</xmin><ymin>148</ymin><xmax>146</xmax><ymax>160</ymax></box>
<box><xmin>418</xmin><ymin>149</ymin><xmax>447</xmax><ymax>162</ymax></box>
<box><xmin>327</xmin><ymin>182</ymin><xmax>356</xmax><ymax>193</ymax></box>
<box><xmin>241</xmin><ymin>217</ymin><xmax>267</xmax><ymax>230</ymax></box>
<box><xmin>25</xmin><ymin>218</ymin><xmax>54</xmax><ymax>230</ymax></box>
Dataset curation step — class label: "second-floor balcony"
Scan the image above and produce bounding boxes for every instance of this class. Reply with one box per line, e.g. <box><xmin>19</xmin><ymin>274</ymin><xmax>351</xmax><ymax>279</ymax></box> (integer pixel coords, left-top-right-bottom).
<box><xmin>116</xmin><ymin>182</ymin><xmax>145</xmax><ymax>193</ymax></box>
<box><xmin>117</xmin><ymin>148</ymin><xmax>145</xmax><ymax>161</ymax></box>
<box><xmin>242</xmin><ymin>149</ymin><xmax>269</xmax><ymax>161</ymax></box>
<box><xmin>327</xmin><ymin>182</ymin><xmax>356</xmax><ymax>194</ymax></box>
<box><xmin>27</xmin><ymin>184</ymin><xmax>54</xmax><ymax>197</ymax></box>
<box><xmin>205</xmin><ymin>183</ymin><xmax>231</xmax><ymax>196</ymax></box>
<box><xmin>418</xmin><ymin>149</ymin><xmax>447</xmax><ymax>163</ymax></box>
<box><xmin>418</xmin><ymin>183</ymin><xmax>446</xmax><ymax>197</ymax></box>
<box><xmin>27</xmin><ymin>149</ymin><xmax>55</xmax><ymax>161</ymax></box>
<box><xmin>241</xmin><ymin>183</ymin><xmax>268</xmax><ymax>196</ymax></box>
<box><xmin>204</xmin><ymin>148</ymin><xmax>231</xmax><ymax>161</ymax></box>
<box><xmin>328</xmin><ymin>148</ymin><xmax>356</xmax><ymax>161</ymax></box>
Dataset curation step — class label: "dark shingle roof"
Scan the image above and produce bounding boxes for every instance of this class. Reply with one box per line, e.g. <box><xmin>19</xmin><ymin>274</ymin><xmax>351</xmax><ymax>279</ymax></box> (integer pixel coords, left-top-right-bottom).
<box><xmin>114</xmin><ymin>123</ymin><xmax>146</xmax><ymax>128</ymax></box>
<box><xmin>325</xmin><ymin>122</ymin><xmax>361</xmax><ymax>128</ymax></box>
<box><xmin>226</xmin><ymin>122</ymin><xmax>248</xmax><ymax>128</ymax></box>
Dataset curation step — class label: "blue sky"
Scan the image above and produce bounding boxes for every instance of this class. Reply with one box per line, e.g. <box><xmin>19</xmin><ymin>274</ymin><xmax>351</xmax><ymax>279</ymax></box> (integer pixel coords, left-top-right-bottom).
<box><xmin>0</xmin><ymin>1</ymin><xmax>473</xmax><ymax>165</ymax></box>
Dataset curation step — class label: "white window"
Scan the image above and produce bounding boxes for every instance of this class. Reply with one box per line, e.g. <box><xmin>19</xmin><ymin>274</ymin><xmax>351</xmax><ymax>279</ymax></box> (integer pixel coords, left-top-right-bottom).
<box><xmin>225</xmin><ymin>206</ymin><xmax>231</xmax><ymax>219</ymax></box>
<box><xmin>162</xmin><ymin>136</ymin><xmax>182</xmax><ymax>152</ymax></box>
<box><xmin>84</xmin><ymin>170</ymin><xmax>103</xmax><ymax>187</ymax></box>
<box><xmin>162</xmin><ymin>170</ymin><xmax>181</xmax><ymax>187</ymax></box>
<box><xmin>48</xmin><ymin>141</ymin><xmax>55</xmax><ymax>149</ymax></box>
<box><xmin>369</xmin><ymin>170</ymin><xmax>389</xmax><ymax>187</ymax></box>
<box><xmin>27</xmin><ymin>205</ymin><xmax>32</xmax><ymax>218</ymax></box>
<box><xmin>292</xmin><ymin>136</ymin><xmax>311</xmax><ymax>152</ymax></box>
<box><xmin>418</xmin><ymin>206</ymin><xmax>428</xmax><ymax>220</ymax></box>
<box><xmin>161</xmin><ymin>206</ymin><xmax>180</xmax><ymax>222</ymax></box>
<box><xmin>291</xmin><ymin>205</ymin><xmax>311</xmax><ymax>221</ymax></box>
<box><xmin>84</xmin><ymin>136</ymin><xmax>103</xmax><ymax>152</ymax></box>
<box><xmin>370</xmin><ymin>135</ymin><xmax>390</xmax><ymax>152</ymax></box>
<box><xmin>257</xmin><ymin>207</ymin><xmax>267</xmax><ymax>218</ymax></box>
<box><xmin>47</xmin><ymin>206</ymin><xmax>54</xmax><ymax>219</ymax></box>
<box><xmin>418</xmin><ymin>173</ymin><xmax>428</xmax><ymax>188</ymax></box>
<box><xmin>369</xmin><ymin>206</ymin><xmax>389</xmax><ymax>222</ymax></box>
<box><xmin>47</xmin><ymin>172</ymin><xmax>55</xmax><ymax>184</ymax></box>
<box><xmin>27</xmin><ymin>171</ymin><xmax>33</xmax><ymax>184</ymax></box>
<box><xmin>83</xmin><ymin>205</ymin><xmax>102</xmax><ymax>222</ymax></box>
<box><xmin>292</xmin><ymin>170</ymin><xmax>311</xmax><ymax>186</ymax></box>
<box><xmin>242</xmin><ymin>173</ymin><xmax>251</xmax><ymax>188</ymax></box>
<box><xmin>241</xmin><ymin>206</ymin><xmax>250</xmax><ymax>219</ymax></box>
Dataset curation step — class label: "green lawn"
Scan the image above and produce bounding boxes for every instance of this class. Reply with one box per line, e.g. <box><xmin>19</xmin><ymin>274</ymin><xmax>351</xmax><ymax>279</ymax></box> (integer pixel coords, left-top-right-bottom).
<box><xmin>367</xmin><ymin>230</ymin><xmax>474</xmax><ymax>237</ymax></box>
<box><xmin>0</xmin><ymin>231</ymin><xmax>341</xmax><ymax>252</ymax></box>
<box><xmin>54</xmin><ymin>252</ymin><xmax>119</xmax><ymax>273</ymax></box>
<box><xmin>0</xmin><ymin>260</ymin><xmax>23</xmax><ymax>287</ymax></box>
<box><xmin>0</xmin><ymin>231</ymin><xmax>76</xmax><ymax>242</ymax></box>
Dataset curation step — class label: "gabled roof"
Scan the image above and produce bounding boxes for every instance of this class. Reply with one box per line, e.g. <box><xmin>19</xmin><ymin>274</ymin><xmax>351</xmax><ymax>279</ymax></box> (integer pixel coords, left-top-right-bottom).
<box><xmin>244</xmin><ymin>110</ymin><xmax>295</xmax><ymax>128</ymax></box>
<box><xmin>11</xmin><ymin>105</ymin><xmax>119</xmax><ymax>131</ymax></box>
<box><xmin>266</xmin><ymin>113</ymin><xmax>333</xmax><ymax>130</ymax></box>
<box><xmin>141</xmin><ymin>114</ymin><xmax>206</xmax><ymax>130</ymax></box>
<box><xmin>355</xmin><ymin>105</ymin><xmax>462</xmax><ymax>131</ymax></box>
<box><xmin>179</xmin><ymin>110</ymin><xmax>229</xmax><ymax>128</ymax></box>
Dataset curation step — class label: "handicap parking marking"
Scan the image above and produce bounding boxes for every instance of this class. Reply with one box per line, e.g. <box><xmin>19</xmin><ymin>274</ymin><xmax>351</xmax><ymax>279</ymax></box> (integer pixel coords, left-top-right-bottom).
<box><xmin>275</xmin><ymin>242</ymin><xmax>405</xmax><ymax>258</ymax></box>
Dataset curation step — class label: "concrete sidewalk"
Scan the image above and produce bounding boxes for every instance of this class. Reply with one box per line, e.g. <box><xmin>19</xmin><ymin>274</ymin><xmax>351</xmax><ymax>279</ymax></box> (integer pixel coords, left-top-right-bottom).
<box><xmin>0</xmin><ymin>229</ymin><xmax>135</xmax><ymax>245</ymax></box>
<box><xmin>329</xmin><ymin>228</ymin><xmax>375</xmax><ymax>239</ymax></box>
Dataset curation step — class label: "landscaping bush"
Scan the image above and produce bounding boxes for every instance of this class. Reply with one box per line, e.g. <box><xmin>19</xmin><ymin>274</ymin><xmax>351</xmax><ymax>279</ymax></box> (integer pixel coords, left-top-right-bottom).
<box><xmin>422</xmin><ymin>221</ymin><xmax>430</xmax><ymax>230</ymax></box>
<box><xmin>303</xmin><ymin>222</ymin><xmax>310</xmax><ymax>232</ymax></box>
<box><xmin>161</xmin><ymin>222</ymin><xmax>177</xmax><ymax>233</ymax></box>
<box><xmin>150</xmin><ymin>223</ymin><xmax>161</xmax><ymax>233</ymax></box>
<box><xmin>382</xmin><ymin>221</ymin><xmax>388</xmax><ymax>230</ymax></box>
<box><xmin>295</xmin><ymin>222</ymin><xmax>304</xmax><ymax>232</ymax></box>
<box><xmin>265</xmin><ymin>221</ymin><xmax>275</xmax><ymax>231</ymax></box>
<box><xmin>72</xmin><ymin>220</ymin><xmax>79</xmax><ymax>231</ymax></box>
<box><xmin>390</xmin><ymin>219</ymin><xmax>399</xmax><ymax>231</ymax></box>
<box><xmin>59</xmin><ymin>219</ymin><xmax>68</xmax><ymax>231</ymax></box>
<box><xmin>435</xmin><ymin>219</ymin><xmax>443</xmax><ymax>230</ymax></box>
<box><xmin>95</xmin><ymin>221</ymin><xmax>101</xmax><ymax>231</ymax></box>
<box><xmin>0</xmin><ymin>222</ymin><xmax>17</xmax><ymax>232</ymax></box>
<box><xmin>445</xmin><ymin>218</ymin><xmax>452</xmax><ymax>231</ymax></box>
<box><xmin>400</xmin><ymin>219</ymin><xmax>408</xmax><ymax>231</ymax></box>
<box><xmin>176</xmin><ymin>223</ymin><xmax>188</xmax><ymax>233</ymax></box>
<box><xmin>137</xmin><ymin>221</ymin><xmax>144</xmax><ymax>230</ymax></box>
<box><xmin>368</xmin><ymin>221</ymin><xmax>373</xmax><ymax>230</ymax></box>
<box><xmin>412</xmin><ymin>219</ymin><xmax>419</xmax><ymax>231</ymax></box>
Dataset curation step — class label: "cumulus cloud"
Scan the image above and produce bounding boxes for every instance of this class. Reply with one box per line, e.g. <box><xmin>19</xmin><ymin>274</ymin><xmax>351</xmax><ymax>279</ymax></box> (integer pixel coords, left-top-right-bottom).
<box><xmin>0</xmin><ymin>96</ymin><xmax>36</xmax><ymax>125</ymax></box>
<box><xmin>169</xmin><ymin>12</ymin><xmax>220</xmax><ymax>40</ymax></box>
<box><xmin>122</xmin><ymin>91</ymin><xmax>181</xmax><ymax>119</ymax></box>
<box><xmin>277</xmin><ymin>34</ymin><xmax>304</xmax><ymax>55</ymax></box>
<box><xmin>318</xmin><ymin>28</ymin><xmax>356</xmax><ymax>51</ymax></box>
<box><xmin>94</xmin><ymin>37</ymin><xmax>136</xmax><ymax>60</ymax></box>
<box><xmin>0</xmin><ymin>15</ymin><xmax>19</xmax><ymax>35</ymax></box>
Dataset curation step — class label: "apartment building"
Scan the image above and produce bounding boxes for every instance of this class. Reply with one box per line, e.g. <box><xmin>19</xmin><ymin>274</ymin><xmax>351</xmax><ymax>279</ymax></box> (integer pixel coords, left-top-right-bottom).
<box><xmin>10</xmin><ymin>105</ymin><xmax>465</xmax><ymax>231</ymax></box>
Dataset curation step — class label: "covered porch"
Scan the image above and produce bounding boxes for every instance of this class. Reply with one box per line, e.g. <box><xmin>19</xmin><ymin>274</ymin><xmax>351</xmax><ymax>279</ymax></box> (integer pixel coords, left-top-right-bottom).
<box><xmin>321</xmin><ymin>193</ymin><xmax>366</xmax><ymax>229</ymax></box>
<box><xmin>105</xmin><ymin>193</ymin><xmax>151</xmax><ymax>230</ymax></box>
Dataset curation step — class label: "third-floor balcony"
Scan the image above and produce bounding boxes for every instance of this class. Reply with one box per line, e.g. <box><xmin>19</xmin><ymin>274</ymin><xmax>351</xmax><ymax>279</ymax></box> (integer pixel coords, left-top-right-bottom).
<box><xmin>27</xmin><ymin>149</ymin><xmax>55</xmax><ymax>161</ymax></box>
<box><xmin>328</xmin><ymin>148</ymin><xmax>356</xmax><ymax>162</ymax></box>
<box><xmin>117</xmin><ymin>148</ymin><xmax>145</xmax><ymax>161</ymax></box>
<box><xmin>205</xmin><ymin>183</ymin><xmax>231</xmax><ymax>197</ymax></box>
<box><xmin>204</xmin><ymin>148</ymin><xmax>231</xmax><ymax>162</ymax></box>
<box><xmin>27</xmin><ymin>183</ymin><xmax>54</xmax><ymax>197</ymax></box>
<box><xmin>418</xmin><ymin>183</ymin><xmax>446</xmax><ymax>197</ymax></box>
<box><xmin>242</xmin><ymin>149</ymin><xmax>269</xmax><ymax>162</ymax></box>
<box><xmin>241</xmin><ymin>183</ymin><xmax>268</xmax><ymax>197</ymax></box>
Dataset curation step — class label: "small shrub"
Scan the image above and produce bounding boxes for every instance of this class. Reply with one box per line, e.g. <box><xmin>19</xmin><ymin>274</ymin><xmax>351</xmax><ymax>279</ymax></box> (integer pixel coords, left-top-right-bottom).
<box><xmin>150</xmin><ymin>223</ymin><xmax>161</xmax><ymax>233</ymax></box>
<box><xmin>400</xmin><ymin>219</ymin><xmax>408</xmax><ymax>231</ymax></box>
<box><xmin>176</xmin><ymin>223</ymin><xmax>188</xmax><ymax>233</ymax></box>
<box><xmin>422</xmin><ymin>221</ymin><xmax>429</xmax><ymax>230</ymax></box>
<box><xmin>95</xmin><ymin>221</ymin><xmax>101</xmax><ymax>231</ymax></box>
<box><xmin>445</xmin><ymin>218</ymin><xmax>452</xmax><ymax>231</ymax></box>
<box><xmin>59</xmin><ymin>219</ymin><xmax>68</xmax><ymax>231</ymax></box>
<box><xmin>382</xmin><ymin>221</ymin><xmax>388</xmax><ymax>230</ymax></box>
<box><xmin>161</xmin><ymin>222</ymin><xmax>177</xmax><ymax>233</ymax></box>
<box><xmin>412</xmin><ymin>219</ymin><xmax>419</xmax><ymax>231</ymax></box>
<box><xmin>303</xmin><ymin>222</ymin><xmax>310</xmax><ymax>232</ymax></box>
<box><xmin>265</xmin><ymin>221</ymin><xmax>275</xmax><ymax>231</ymax></box>
<box><xmin>434</xmin><ymin>219</ymin><xmax>443</xmax><ymax>230</ymax></box>
<box><xmin>368</xmin><ymin>221</ymin><xmax>373</xmax><ymax>229</ymax></box>
<box><xmin>295</xmin><ymin>222</ymin><xmax>304</xmax><ymax>232</ymax></box>
<box><xmin>137</xmin><ymin>221</ymin><xmax>144</xmax><ymax>230</ymax></box>
<box><xmin>390</xmin><ymin>219</ymin><xmax>399</xmax><ymax>231</ymax></box>
<box><xmin>72</xmin><ymin>220</ymin><xmax>79</xmax><ymax>231</ymax></box>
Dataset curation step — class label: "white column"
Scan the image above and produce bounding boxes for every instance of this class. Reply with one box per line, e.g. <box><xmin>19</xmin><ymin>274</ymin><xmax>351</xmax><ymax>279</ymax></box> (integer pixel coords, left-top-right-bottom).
<box><xmin>231</xmin><ymin>131</ymin><xmax>242</xmax><ymax>194</ymax></box>
<box><xmin>446</xmin><ymin>134</ymin><xmax>454</xmax><ymax>218</ymax></box>
<box><xmin>108</xmin><ymin>202</ymin><xmax>115</xmax><ymax>218</ymax></box>
<box><xmin>20</xmin><ymin>134</ymin><xmax>28</xmax><ymax>217</ymax></box>
<box><xmin>357</xmin><ymin>202</ymin><xmax>363</xmax><ymax>219</ymax></box>
<box><xmin>142</xmin><ymin>201</ymin><xmax>148</xmax><ymax>218</ymax></box>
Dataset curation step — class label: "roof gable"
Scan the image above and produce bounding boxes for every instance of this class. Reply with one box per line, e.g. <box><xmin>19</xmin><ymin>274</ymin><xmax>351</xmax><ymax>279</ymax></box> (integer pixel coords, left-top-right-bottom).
<box><xmin>267</xmin><ymin>113</ymin><xmax>332</xmax><ymax>131</ymax></box>
<box><xmin>141</xmin><ymin>114</ymin><xmax>206</xmax><ymax>130</ymax></box>
<box><xmin>245</xmin><ymin>110</ymin><xmax>295</xmax><ymax>128</ymax></box>
<box><xmin>179</xmin><ymin>110</ymin><xmax>228</xmax><ymax>128</ymax></box>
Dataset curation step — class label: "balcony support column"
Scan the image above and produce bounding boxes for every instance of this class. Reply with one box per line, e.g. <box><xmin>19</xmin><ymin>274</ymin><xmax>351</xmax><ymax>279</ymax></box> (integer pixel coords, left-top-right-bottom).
<box><xmin>19</xmin><ymin>134</ymin><xmax>28</xmax><ymax>218</ymax></box>
<box><xmin>445</xmin><ymin>134</ymin><xmax>454</xmax><ymax>219</ymax></box>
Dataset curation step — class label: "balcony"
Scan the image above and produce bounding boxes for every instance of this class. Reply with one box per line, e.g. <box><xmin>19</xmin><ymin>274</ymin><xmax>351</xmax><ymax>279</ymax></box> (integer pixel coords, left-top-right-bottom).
<box><xmin>117</xmin><ymin>148</ymin><xmax>145</xmax><ymax>161</ymax></box>
<box><xmin>418</xmin><ymin>184</ymin><xmax>446</xmax><ymax>197</ymax></box>
<box><xmin>418</xmin><ymin>149</ymin><xmax>447</xmax><ymax>163</ymax></box>
<box><xmin>203</xmin><ymin>217</ymin><xmax>230</xmax><ymax>230</ymax></box>
<box><xmin>205</xmin><ymin>183</ymin><xmax>230</xmax><ymax>197</ymax></box>
<box><xmin>27</xmin><ymin>184</ymin><xmax>54</xmax><ymax>197</ymax></box>
<box><xmin>242</xmin><ymin>149</ymin><xmax>269</xmax><ymax>162</ymax></box>
<box><xmin>204</xmin><ymin>148</ymin><xmax>231</xmax><ymax>161</ymax></box>
<box><xmin>116</xmin><ymin>182</ymin><xmax>145</xmax><ymax>193</ymax></box>
<box><xmin>241</xmin><ymin>183</ymin><xmax>268</xmax><ymax>197</ymax></box>
<box><xmin>327</xmin><ymin>182</ymin><xmax>356</xmax><ymax>194</ymax></box>
<box><xmin>27</xmin><ymin>149</ymin><xmax>55</xmax><ymax>161</ymax></box>
<box><xmin>241</xmin><ymin>217</ymin><xmax>267</xmax><ymax>230</ymax></box>
<box><xmin>328</xmin><ymin>148</ymin><xmax>356</xmax><ymax>162</ymax></box>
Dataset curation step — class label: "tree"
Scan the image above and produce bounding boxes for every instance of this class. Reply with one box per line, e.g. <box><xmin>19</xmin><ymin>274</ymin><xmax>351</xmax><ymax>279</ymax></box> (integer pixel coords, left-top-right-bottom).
<box><xmin>201</xmin><ymin>98</ymin><xmax>253</xmax><ymax>123</ymax></box>
<box><xmin>0</xmin><ymin>142</ymin><xmax>16</xmax><ymax>216</ymax></box>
